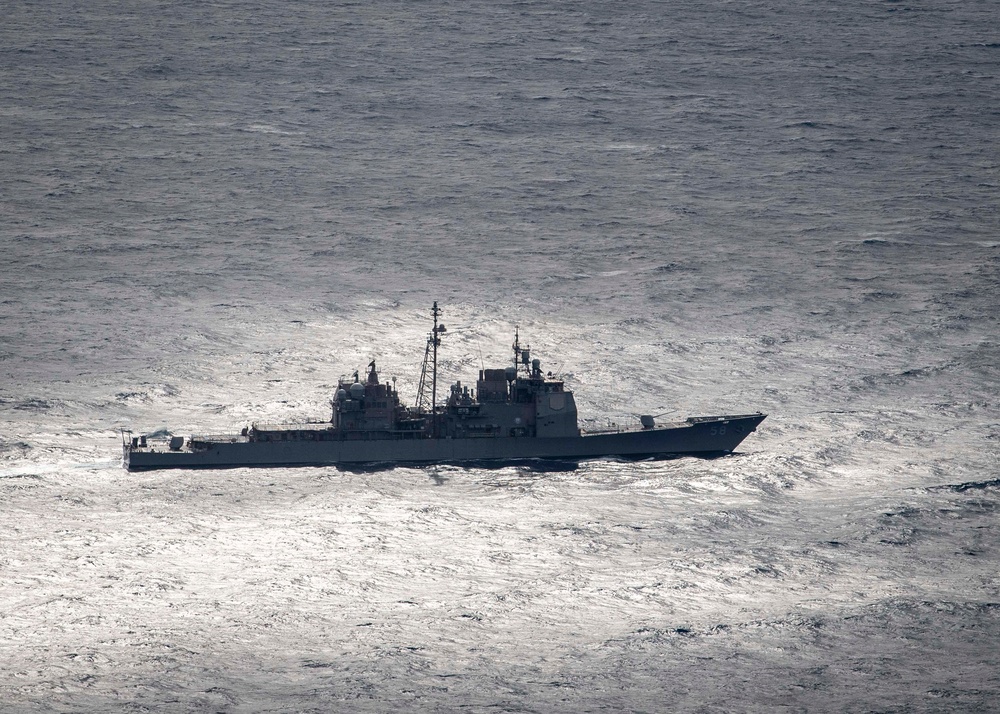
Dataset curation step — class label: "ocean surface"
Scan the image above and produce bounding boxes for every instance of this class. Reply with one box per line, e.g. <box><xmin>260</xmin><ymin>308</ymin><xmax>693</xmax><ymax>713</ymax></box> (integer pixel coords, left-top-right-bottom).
<box><xmin>2</xmin><ymin>0</ymin><xmax>998</xmax><ymax>711</ymax></box>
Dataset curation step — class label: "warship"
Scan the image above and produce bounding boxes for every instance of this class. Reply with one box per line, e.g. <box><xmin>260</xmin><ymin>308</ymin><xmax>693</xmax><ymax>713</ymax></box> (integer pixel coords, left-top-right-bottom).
<box><xmin>123</xmin><ymin>304</ymin><xmax>766</xmax><ymax>471</ymax></box>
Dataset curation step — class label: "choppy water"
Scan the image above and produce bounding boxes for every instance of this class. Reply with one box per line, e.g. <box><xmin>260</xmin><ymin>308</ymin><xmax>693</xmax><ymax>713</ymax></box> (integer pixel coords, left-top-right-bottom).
<box><xmin>2</xmin><ymin>1</ymin><xmax>998</xmax><ymax>711</ymax></box>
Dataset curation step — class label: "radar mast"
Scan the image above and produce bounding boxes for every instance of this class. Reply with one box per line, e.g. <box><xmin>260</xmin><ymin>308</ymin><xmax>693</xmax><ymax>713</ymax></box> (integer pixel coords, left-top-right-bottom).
<box><xmin>414</xmin><ymin>302</ymin><xmax>445</xmax><ymax>437</ymax></box>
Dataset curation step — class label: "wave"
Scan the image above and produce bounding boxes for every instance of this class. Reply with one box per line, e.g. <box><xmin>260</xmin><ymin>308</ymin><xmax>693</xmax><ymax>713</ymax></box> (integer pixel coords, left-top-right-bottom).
<box><xmin>927</xmin><ymin>478</ymin><xmax>1000</xmax><ymax>493</ymax></box>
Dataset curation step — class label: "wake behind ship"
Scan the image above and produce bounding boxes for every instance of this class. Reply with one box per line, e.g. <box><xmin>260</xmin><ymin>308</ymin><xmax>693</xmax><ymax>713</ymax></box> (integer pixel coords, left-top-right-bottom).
<box><xmin>123</xmin><ymin>304</ymin><xmax>765</xmax><ymax>471</ymax></box>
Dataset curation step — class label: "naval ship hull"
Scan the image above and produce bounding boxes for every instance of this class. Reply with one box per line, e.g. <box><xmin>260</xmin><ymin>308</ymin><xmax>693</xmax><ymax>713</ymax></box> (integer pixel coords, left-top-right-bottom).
<box><xmin>124</xmin><ymin>413</ymin><xmax>766</xmax><ymax>472</ymax></box>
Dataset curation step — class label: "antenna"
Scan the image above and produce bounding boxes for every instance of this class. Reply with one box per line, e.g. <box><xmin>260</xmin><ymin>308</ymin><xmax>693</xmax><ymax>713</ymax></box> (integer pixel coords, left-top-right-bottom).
<box><xmin>430</xmin><ymin>302</ymin><xmax>446</xmax><ymax>438</ymax></box>
<box><xmin>431</xmin><ymin>302</ymin><xmax>440</xmax><ymax>433</ymax></box>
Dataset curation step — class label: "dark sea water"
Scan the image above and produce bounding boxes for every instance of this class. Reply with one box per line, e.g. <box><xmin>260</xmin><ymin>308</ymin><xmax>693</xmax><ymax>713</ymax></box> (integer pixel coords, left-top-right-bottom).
<box><xmin>2</xmin><ymin>1</ymin><xmax>999</xmax><ymax>711</ymax></box>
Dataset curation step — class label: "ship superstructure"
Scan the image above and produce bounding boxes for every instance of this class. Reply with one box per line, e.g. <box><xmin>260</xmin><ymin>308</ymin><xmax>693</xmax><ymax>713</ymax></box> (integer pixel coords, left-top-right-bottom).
<box><xmin>123</xmin><ymin>303</ymin><xmax>766</xmax><ymax>471</ymax></box>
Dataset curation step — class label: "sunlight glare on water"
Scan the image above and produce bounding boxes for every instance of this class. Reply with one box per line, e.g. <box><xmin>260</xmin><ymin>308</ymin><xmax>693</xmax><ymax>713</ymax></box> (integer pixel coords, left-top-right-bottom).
<box><xmin>1</xmin><ymin>0</ymin><xmax>998</xmax><ymax>710</ymax></box>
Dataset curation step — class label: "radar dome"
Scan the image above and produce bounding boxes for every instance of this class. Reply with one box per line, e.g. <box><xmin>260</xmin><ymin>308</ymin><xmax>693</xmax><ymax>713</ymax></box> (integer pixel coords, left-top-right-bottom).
<box><xmin>349</xmin><ymin>383</ymin><xmax>365</xmax><ymax>399</ymax></box>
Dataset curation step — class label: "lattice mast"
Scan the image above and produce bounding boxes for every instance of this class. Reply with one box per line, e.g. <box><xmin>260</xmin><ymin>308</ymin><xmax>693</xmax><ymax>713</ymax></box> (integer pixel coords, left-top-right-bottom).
<box><xmin>414</xmin><ymin>302</ymin><xmax>446</xmax><ymax>435</ymax></box>
<box><xmin>415</xmin><ymin>336</ymin><xmax>432</xmax><ymax>413</ymax></box>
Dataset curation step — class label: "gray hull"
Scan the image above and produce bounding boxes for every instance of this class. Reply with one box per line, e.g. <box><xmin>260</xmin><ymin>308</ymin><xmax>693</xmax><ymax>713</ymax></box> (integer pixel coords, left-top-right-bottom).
<box><xmin>124</xmin><ymin>414</ymin><xmax>766</xmax><ymax>471</ymax></box>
